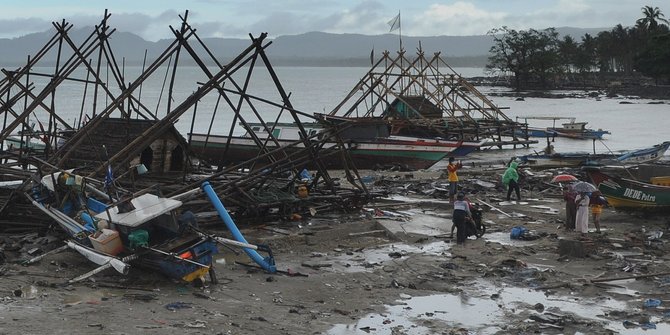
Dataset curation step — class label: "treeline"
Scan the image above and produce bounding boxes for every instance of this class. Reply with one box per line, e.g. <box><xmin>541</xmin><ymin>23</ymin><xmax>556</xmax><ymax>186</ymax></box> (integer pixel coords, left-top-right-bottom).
<box><xmin>486</xmin><ymin>5</ymin><xmax>670</xmax><ymax>90</ymax></box>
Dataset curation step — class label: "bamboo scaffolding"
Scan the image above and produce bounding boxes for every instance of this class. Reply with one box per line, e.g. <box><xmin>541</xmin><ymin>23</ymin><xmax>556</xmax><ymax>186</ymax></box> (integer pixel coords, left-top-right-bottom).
<box><xmin>0</xmin><ymin>10</ymin><xmax>371</xmax><ymax>231</ymax></box>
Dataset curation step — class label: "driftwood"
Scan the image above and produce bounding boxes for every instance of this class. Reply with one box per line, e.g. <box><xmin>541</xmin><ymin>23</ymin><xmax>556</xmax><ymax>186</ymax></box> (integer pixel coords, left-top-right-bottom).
<box><xmin>535</xmin><ymin>271</ymin><xmax>670</xmax><ymax>290</ymax></box>
<box><xmin>589</xmin><ymin>271</ymin><xmax>670</xmax><ymax>283</ymax></box>
<box><xmin>22</xmin><ymin>244</ymin><xmax>69</xmax><ymax>265</ymax></box>
<box><xmin>534</xmin><ymin>282</ymin><xmax>571</xmax><ymax>290</ymax></box>
<box><xmin>476</xmin><ymin>198</ymin><xmax>512</xmax><ymax>217</ymax></box>
<box><xmin>348</xmin><ymin>230</ymin><xmax>387</xmax><ymax>237</ymax></box>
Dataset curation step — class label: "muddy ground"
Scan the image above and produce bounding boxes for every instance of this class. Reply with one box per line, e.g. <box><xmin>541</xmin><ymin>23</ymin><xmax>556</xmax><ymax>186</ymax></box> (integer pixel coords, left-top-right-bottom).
<box><xmin>1</xmin><ymin>160</ymin><xmax>670</xmax><ymax>335</ymax></box>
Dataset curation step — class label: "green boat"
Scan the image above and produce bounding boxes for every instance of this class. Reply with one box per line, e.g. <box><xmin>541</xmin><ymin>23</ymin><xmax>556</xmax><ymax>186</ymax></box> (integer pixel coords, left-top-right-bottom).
<box><xmin>586</xmin><ymin>169</ymin><xmax>670</xmax><ymax>211</ymax></box>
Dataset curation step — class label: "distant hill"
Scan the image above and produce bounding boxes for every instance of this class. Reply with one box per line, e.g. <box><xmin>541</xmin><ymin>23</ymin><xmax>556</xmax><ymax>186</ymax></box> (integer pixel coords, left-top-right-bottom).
<box><xmin>0</xmin><ymin>27</ymin><xmax>608</xmax><ymax>67</ymax></box>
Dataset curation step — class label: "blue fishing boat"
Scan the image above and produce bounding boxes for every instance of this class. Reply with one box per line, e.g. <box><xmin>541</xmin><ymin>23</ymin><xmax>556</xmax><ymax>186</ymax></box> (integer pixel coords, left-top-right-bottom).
<box><xmin>615</xmin><ymin>141</ymin><xmax>670</xmax><ymax>164</ymax></box>
<box><xmin>27</xmin><ymin>169</ymin><xmax>275</xmax><ymax>283</ymax></box>
<box><xmin>516</xmin><ymin>116</ymin><xmax>611</xmax><ymax>140</ymax></box>
<box><xmin>517</xmin><ymin>141</ymin><xmax>670</xmax><ymax>168</ymax></box>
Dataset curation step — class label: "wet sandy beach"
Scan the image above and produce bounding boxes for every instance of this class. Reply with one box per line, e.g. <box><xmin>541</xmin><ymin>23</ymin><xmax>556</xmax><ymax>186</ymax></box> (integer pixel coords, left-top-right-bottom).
<box><xmin>2</xmin><ymin>161</ymin><xmax>670</xmax><ymax>335</ymax></box>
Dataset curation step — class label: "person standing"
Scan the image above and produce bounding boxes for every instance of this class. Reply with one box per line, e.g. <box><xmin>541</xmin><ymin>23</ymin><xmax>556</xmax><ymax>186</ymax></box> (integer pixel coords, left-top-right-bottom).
<box><xmin>502</xmin><ymin>161</ymin><xmax>521</xmax><ymax>201</ymax></box>
<box><xmin>452</xmin><ymin>192</ymin><xmax>472</xmax><ymax>245</ymax></box>
<box><xmin>575</xmin><ymin>192</ymin><xmax>590</xmax><ymax>234</ymax></box>
<box><xmin>563</xmin><ymin>185</ymin><xmax>577</xmax><ymax>230</ymax></box>
<box><xmin>591</xmin><ymin>203</ymin><xmax>602</xmax><ymax>233</ymax></box>
<box><xmin>447</xmin><ymin>157</ymin><xmax>463</xmax><ymax>204</ymax></box>
<box><xmin>590</xmin><ymin>192</ymin><xmax>604</xmax><ymax>233</ymax></box>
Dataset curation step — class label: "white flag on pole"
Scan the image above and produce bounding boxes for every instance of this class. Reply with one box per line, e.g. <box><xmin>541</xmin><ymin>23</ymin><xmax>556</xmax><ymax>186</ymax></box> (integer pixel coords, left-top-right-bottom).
<box><xmin>387</xmin><ymin>13</ymin><xmax>400</xmax><ymax>32</ymax></box>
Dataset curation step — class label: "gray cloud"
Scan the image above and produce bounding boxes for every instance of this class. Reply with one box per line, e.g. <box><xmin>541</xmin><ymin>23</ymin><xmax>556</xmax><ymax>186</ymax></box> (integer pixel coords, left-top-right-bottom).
<box><xmin>191</xmin><ymin>21</ymin><xmax>248</xmax><ymax>38</ymax></box>
<box><xmin>1</xmin><ymin>1</ymin><xmax>667</xmax><ymax>41</ymax></box>
<box><xmin>0</xmin><ymin>18</ymin><xmax>52</xmax><ymax>38</ymax></box>
<box><xmin>246</xmin><ymin>0</ymin><xmax>390</xmax><ymax>37</ymax></box>
<box><xmin>0</xmin><ymin>11</ymin><xmax>187</xmax><ymax>41</ymax></box>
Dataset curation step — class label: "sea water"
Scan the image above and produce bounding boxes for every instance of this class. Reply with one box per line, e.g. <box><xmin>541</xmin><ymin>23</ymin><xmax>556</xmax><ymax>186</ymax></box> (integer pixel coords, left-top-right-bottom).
<box><xmin>5</xmin><ymin>65</ymin><xmax>669</xmax><ymax>158</ymax></box>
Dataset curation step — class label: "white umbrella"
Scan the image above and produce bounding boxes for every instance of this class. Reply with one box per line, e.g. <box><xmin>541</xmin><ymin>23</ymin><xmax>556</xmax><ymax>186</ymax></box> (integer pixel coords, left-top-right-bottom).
<box><xmin>572</xmin><ymin>181</ymin><xmax>597</xmax><ymax>193</ymax></box>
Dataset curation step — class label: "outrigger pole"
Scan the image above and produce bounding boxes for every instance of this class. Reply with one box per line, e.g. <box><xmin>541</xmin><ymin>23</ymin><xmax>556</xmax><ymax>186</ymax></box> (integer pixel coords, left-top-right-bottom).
<box><xmin>201</xmin><ymin>181</ymin><xmax>276</xmax><ymax>273</ymax></box>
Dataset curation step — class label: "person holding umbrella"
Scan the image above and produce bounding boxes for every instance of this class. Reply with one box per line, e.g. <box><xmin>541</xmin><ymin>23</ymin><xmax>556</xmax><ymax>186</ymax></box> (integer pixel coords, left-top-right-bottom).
<box><xmin>575</xmin><ymin>192</ymin><xmax>590</xmax><ymax>234</ymax></box>
<box><xmin>552</xmin><ymin>174</ymin><xmax>578</xmax><ymax>231</ymax></box>
<box><xmin>572</xmin><ymin>181</ymin><xmax>597</xmax><ymax>234</ymax></box>
<box><xmin>563</xmin><ymin>184</ymin><xmax>577</xmax><ymax>230</ymax></box>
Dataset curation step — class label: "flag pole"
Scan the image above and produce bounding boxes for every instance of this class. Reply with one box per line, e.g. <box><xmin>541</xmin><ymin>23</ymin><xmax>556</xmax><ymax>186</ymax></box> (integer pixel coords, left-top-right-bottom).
<box><xmin>398</xmin><ymin>11</ymin><xmax>402</xmax><ymax>51</ymax></box>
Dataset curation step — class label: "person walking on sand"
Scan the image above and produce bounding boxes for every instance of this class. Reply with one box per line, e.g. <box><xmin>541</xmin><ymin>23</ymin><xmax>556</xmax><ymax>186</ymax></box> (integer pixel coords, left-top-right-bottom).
<box><xmin>563</xmin><ymin>185</ymin><xmax>577</xmax><ymax>230</ymax></box>
<box><xmin>451</xmin><ymin>192</ymin><xmax>472</xmax><ymax>245</ymax></box>
<box><xmin>575</xmin><ymin>191</ymin><xmax>590</xmax><ymax>234</ymax></box>
<box><xmin>447</xmin><ymin>157</ymin><xmax>462</xmax><ymax>204</ymax></box>
<box><xmin>502</xmin><ymin>161</ymin><xmax>521</xmax><ymax>201</ymax></box>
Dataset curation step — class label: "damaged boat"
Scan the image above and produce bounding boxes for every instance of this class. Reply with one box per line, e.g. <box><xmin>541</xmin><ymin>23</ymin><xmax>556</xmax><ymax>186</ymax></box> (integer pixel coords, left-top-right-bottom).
<box><xmin>25</xmin><ymin>169</ymin><xmax>275</xmax><ymax>283</ymax></box>
<box><xmin>189</xmin><ymin>117</ymin><xmax>479</xmax><ymax>170</ymax></box>
<box><xmin>586</xmin><ymin>168</ymin><xmax>670</xmax><ymax>212</ymax></box>
<box><xmin>517</xmin><ymin>141</ymin><xmax>670</xmax><ymax>168</ymax></box>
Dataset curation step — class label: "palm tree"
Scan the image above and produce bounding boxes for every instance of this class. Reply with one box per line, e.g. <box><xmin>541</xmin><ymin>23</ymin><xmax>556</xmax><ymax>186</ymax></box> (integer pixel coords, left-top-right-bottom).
<box><xmin>636</xmin><ymin>6</ymin><xmax>669</xmax><ymax>31</ymax></box>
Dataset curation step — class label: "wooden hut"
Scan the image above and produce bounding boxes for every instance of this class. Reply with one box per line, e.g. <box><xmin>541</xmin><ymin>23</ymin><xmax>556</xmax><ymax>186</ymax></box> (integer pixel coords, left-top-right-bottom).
<box><xmin>59</xmin><ymin>118</ymin><xmax>192</xmax><ymax>176</ymax></box>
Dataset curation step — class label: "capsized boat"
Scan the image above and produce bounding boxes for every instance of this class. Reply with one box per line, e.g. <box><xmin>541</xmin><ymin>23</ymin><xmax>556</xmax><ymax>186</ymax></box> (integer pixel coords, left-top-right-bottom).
<box><xmin>26</xmin><ymin>169</ymin><xmax>275</xmax><ymax>283</ymax></box>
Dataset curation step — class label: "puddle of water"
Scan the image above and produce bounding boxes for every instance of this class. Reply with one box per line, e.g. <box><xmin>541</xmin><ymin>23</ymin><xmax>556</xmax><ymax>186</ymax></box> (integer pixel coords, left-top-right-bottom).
<box><xmin>62</xmin><ymin>290</ymin><xmax>116</xmax><ymax>305</ymax></box>
<box><xmin>498</xmin><ymin>201</ymin><xmax>529</xmax><ymax>206</ymax></box>
<box><xmin>328</xmin><ymin>293</ymin><xmax>503</xmax><ymax>335</ymax></box>
<box><xmin>17</xmin><ymin>285</ymin><xmax>39</xmax><ymax>299</ymax></box>
<box><xmin>606</xmin><ymin>286</ymin><xmax>640</xmax><ymax>297</ymax></box>
<box><xmin>474</xmin><ymin>282</ymin><xmax>627</xmax><ymax>320</ymax></box>
<box><xmin>484</xmin><ymin>231</ymin><xmax>537</xmax><ymax>246</ymax></box>
<box><xmin>328</xmin><ymin>280</ymin><xmax>663</xmax><ymax>335</ymax></box>
<box><xmin>385</xmin><ymin>195</ymin><xmax>450</xmax><ymax>206</ymax></box>
<box><xmin>378</xmin><ymin>210</ymin><xmax>451</xmax><ymax>237</ymax></box>
<box><xmin>328</xmin><ymin>242</ymin><xmax>452</xmax><ymax>273</ymax></box>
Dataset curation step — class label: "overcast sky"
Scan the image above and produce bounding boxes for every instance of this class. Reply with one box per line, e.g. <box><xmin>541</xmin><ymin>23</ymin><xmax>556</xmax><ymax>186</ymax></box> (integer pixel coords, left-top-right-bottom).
<box><xmin>0</xmin><ymin>0</ymin><xmax>667</xmax><ymax>40</ymax></box>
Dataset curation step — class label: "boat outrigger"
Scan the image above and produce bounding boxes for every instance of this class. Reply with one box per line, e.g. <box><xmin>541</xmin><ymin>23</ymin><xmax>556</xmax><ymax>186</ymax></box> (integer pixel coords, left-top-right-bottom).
<box><xmin>26</xmin><ymin>169</ymin><xmax>276</xmax><ymax>283</ymax></box>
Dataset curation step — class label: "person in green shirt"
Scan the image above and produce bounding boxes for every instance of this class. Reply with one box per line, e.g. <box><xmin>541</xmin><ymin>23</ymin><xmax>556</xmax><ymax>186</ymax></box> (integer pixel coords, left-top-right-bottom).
<box><xmin>502</xmin><ymin>161</ymin><xmax>521</xmax><ymax>201</ymax></box>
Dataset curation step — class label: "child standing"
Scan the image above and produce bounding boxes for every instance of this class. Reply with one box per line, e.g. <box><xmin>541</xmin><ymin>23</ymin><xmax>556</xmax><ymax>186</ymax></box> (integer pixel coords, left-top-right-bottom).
<box><xmin>447</xmin><ymin>157</ymin><xmax>463</xmax><ymax>204</ymax></box>
<box><xmin>591</xmin><ymin>204</ymin><xmax>602</xmax><ymax>233</ymax></box>
<box><xmin>590</xmin><ymin>192</ymin><xmax>605</xmax><ymax>233</ymax></box>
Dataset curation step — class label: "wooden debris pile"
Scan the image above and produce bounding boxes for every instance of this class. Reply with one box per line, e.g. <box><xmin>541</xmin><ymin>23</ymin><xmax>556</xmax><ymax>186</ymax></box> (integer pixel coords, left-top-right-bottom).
<box><xmin>0</xmin><ymin>11</ymin><xmax>373</xmax><ymax>233</ymax></box>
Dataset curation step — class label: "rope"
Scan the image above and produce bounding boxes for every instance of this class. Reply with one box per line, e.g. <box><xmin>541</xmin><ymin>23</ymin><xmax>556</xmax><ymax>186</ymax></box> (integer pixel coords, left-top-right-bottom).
<box><xmin>597</xmin><ymin>139</ymin><xmax>636</xmax><ymax>179</ymax></box>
